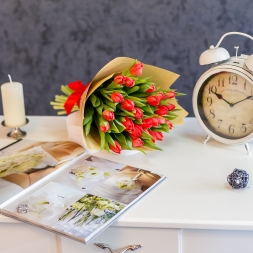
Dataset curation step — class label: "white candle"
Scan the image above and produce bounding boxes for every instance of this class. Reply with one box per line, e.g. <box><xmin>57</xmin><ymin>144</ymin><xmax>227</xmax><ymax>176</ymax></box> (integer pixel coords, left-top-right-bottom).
<box><xmin>1</xmin><ymin>78</ymin><xmax>26</xmax><ymax>127</ymax></box>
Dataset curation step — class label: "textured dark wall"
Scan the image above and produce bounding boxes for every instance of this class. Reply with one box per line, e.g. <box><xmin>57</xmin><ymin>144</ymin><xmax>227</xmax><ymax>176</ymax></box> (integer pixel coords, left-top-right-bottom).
<box><xmin>0</xmin><ymin>0</ymin><xmax>253</xmax><ymax>117</ymax></box>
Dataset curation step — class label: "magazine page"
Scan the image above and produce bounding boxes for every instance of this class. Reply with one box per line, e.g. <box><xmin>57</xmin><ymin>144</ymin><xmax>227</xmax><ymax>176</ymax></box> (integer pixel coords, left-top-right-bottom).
<box><xmin>0</xmin><ymin>139</ymin><xmax>86</xmax><ymax>204</ymax></box>
<box><xmin>0</xmin><ymin>156</ymin><xmax>165</xmax><ymax>244</ymax></box>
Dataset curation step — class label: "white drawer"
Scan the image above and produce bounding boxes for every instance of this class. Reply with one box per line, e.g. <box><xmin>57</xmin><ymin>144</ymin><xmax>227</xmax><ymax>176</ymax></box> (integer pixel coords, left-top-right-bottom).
<box><xmin>61</xmin><ymin>226</ymin><xmax>181</xmax><ymax>253</ymax></box>
<box><xmin>0</xmin><ymin>223</ymin><xmax>59</xmax><ymax>253</ymax></box>
<box><xmin>183</xmin><ymin>229</ymin><xmax>253</xmax><ymax>253</ymax></box>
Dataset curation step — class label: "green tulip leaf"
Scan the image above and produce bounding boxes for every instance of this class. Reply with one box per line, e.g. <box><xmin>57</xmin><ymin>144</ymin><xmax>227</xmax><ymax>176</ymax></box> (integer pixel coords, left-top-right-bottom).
<box><xmin>84</xmin><ymin>119</ymin><xmax>93</xmax><ymax>136</ymax></box>
<box><xmin>83</xmin><ymin>105</ymin><xmax>94</xmax><ymax>125</ymax></box>
<box><xmin>105</xmin><ymin>133</ymin><xmax>116</xmax><ymax>147</ymax></box>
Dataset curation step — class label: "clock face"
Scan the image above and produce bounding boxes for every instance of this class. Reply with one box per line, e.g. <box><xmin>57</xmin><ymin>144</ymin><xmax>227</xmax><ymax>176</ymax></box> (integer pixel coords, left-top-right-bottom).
<box><xmin>197</xmin><ymin>71</ymin><xmax>253</xmax><ymax>140</ymax></box>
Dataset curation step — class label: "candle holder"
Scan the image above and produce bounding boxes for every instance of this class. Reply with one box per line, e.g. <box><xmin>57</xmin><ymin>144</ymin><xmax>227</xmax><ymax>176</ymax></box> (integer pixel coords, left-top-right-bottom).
<box><xmin>1</xmin><ymin>118</ymin><xmax>29</xmax><ymax>139</ymax></box>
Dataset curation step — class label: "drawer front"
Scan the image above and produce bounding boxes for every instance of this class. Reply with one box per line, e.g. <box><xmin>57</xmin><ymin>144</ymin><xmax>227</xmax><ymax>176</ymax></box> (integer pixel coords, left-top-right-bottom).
<box><xmin>61</xmin><ymin>227</ymin><xmax>181</xmax><ymax>253</ymax></box>
<box><xmin>0</xmin><ymin>223</ymin><xmax>59</xmax><ymax>253</ymax></box>
<box><xmin>182</xmin><ymin>229</ymin><xmax>253</xmax><ymax>253</ymax></box>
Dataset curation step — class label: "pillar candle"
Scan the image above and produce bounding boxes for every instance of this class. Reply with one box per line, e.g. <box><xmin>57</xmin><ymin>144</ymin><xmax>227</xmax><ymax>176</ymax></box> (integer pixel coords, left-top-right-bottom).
<box><xmin>1</xmin><ymin>82</ymin><xmax>26</xmax><ymax>127</ymax></box>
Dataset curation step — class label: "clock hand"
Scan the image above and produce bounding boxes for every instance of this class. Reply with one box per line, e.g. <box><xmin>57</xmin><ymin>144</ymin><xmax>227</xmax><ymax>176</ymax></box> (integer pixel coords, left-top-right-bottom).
<box><xmin>232</xmin><ymin>95</ymin><xmax>253</xmax><ymax>106</ymax></box>
<box><xmin>213</xmin><ymin>92</ymin><xmax>233</xmax><ymax>107</ymax></box>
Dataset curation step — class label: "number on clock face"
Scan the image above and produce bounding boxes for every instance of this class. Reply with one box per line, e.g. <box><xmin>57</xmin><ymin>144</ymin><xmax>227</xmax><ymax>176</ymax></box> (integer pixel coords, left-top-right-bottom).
<box><xmin>197</xmin><ymin>71</ymin><xmax>253</xmax><ymax>139</ymax></box>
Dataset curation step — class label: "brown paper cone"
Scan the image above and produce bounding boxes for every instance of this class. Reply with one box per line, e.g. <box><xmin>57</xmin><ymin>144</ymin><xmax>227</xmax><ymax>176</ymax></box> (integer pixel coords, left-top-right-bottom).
<box><xmin>80</xmin><ymin>57</ymin><xmax>188</xmax><ymax>152</ymax></box>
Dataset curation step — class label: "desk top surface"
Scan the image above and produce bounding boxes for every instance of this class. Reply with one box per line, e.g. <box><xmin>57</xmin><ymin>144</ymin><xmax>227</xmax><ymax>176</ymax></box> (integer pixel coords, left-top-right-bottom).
<box><xmin>1</xmin><ymin>116</ymin><xmax>253</xmax><ymax>230</ymax></box>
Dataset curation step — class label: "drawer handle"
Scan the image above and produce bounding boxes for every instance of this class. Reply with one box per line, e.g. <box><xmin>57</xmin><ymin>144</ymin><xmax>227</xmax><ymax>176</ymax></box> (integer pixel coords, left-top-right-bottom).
<box><xmin>95</xmin><ymin>242</ymin><xmax>142</xmax><ymax>253</ymax></box>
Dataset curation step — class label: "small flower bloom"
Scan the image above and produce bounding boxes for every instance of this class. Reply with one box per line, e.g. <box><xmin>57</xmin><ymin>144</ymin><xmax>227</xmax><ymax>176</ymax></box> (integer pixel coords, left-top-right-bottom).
<box><xmin>140</xmin><ymin>118</ymin><xmax>153</xmax><ymax>129</ymax></box>
<box><xmin>121</xmin><ymin>116</ymin><xmax>134</xmax><ymax>132</ymax></box>
<box><xmin>109</xmin><ymin>140</ymin><xmax>122</xmax><ymax>154</ymax></box>
<box><xmin>129</xmin><ymin>124</ymin><xmax>143</xmax><ymax>138</ymax></box>
<box><xmin>100</xmin><ymin>121</ymin><xmax>110</xmax><ymax>132</ymax></box>
<box><xmin>111</xmin><ymin>92</ymin><xmax>124</xmax><ymax>103</ymax></box>
<box><xmin>146</xmin><ymin>84</ymin><xmax>156</xmax><ymax>93</ymax></box>
<box><xmin>132</xmin><ymin>138</ymin><xmax>144</xmax><ymax>148</ymax></box>
<box><xmin>121</xmin><ymin>99</ymin><xmax>135</xmax><ymax>111</ymax></box>
<box><xmin>166</xmin><ymin>103</ymin><xmax>176</xmax><ymax>111</ymax></box>
<box><xmin>130</xmin><ymin>62</ymin><xmax>144</xmax><ymax>76</ymax></box>
<box><xmin>124</xmin><ymin>77</ymin><xmax>135</xmax><ymax>88</ymax></box>
<box><xmin>114</xmin><ymin>75</ymin><xmax>126</xmax><ymax>84</ymax></box>
<box><xmin>155</xmin><ymin>105</ymin><xmax>169</xmax><ymax>116</ymax></box>
<box><xmin>146</xmin><ymin>95</ymin><xmax>161</xmax><ymax>106</ymax></box>
<box><xmin>164</xmin><ymin>91</ymin><xmax>176</xmax><ymax>99</ymax></box>
<box><xmin>102</xmin><ymin>110</ymin><xmax>115</xmax><ymax>121</ymax></box>
<box><xmin>133</xmin><ymin>107</ymin><xmax>144</xmax><ymax>119</ymax></box>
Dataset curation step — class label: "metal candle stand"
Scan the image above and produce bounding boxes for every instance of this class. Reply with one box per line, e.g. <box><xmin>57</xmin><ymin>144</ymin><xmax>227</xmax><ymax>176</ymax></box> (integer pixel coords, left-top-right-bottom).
<box><xmin>1</xmin><ymin>118</ymin><xmax>29</xmax><ymax>139</ymax></box>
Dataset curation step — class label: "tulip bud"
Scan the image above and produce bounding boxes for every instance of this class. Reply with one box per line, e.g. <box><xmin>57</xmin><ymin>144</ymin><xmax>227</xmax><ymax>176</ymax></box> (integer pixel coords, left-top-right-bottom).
<box><xmin>125</xmin><ymin>77</ymin><xmax>135</xmax><ymax>88</ymax></box>
<box><xmin>100</xmin><ymin>121</ymin><xmax>110</xmax><ymax>132</ymax></box>
<box><xmin>132</xmin><ymin>138</ymin><xmax>144</xmax><ymax>148</ymax></box>
<box><xmin>166</xmin><ymin>120</ymin><xmax>173</xmax><ymax>130</ymax></box>
<box><xmin>157</xmin><ymin>92</ymin><xmax>165</xmax><ymax>100</ymax></box>
<box><xmin>121</xmin><ymin>99</ymin><xmax>135</xmax><ymax>111</ymax></box>
<box><xmin>146</xmin><ymin>84</ymin><xmax>156</xmax><ymax>93</ymax></box>
<box><xmin>166</xmin><ymin>103</ymin><xmax>176</xmax><ymax>111</ymax></box>
<box><xmin>151</xmin><ymin>117</ymin><xmax>166</xmax><ymax>127</ymax></box>
<box><xmin>111</xmin><ymin>92</ymin><xmax>124</xmax><ymax>103</ymax></box>
<box><xmin>164</xmin><ymin>91</ymin><xmax>176</xmax><ymax>99</ymax></box>
<box><xmin>133</xmin><ymin>107</ymin><xmax>143</xmax><ymax>119</ymax></box>
<box><xmin>147</xmin><ymin>129</ymin><xmax>157</xmax><ymax>142</ymax></box>
<box><xmin>114</xmin><ymin>75</ymin><xmax>126</xmax><ymax>84</ymax></box>
<box><xmin>154</xmin><ymin>131</ymin><xmax>163</xmax><ymax>141</ymax></box>
<box><xmin>109</xmin><ymin>141</ymin><xmax>122</xmax><ymax>154</ymax></box>
<box><xmin>155</xmin><ymin>105</ymin><xmax>168</xmax><ymax>116</ymax></box>
<box><xmin>121</xmin><ymin>116</ymin><xmax>134</xmax><ymax>132</ymax></box>
<box><xmin>130</xmin><ymin>62</ymin><xmax>144</xmax><ymax>76</ymax></box>
<box><xmin>102</xmin><ymin>110</ymin><xmax>115</xmax><ymax>121</ymax></box>
<box><xmin>140</xmin><ymin>118</ymin><xmax>153</xmax><ymax>129</ymax></box>
<box><xmin>146</xmin><ymin>95</ymin><xmax>161</xmax><ymax>106</ymax></box>
<box><xmin>129</xmin><ymin>124</ymin><xmax>143</xmax><ymax>138</ymax></box>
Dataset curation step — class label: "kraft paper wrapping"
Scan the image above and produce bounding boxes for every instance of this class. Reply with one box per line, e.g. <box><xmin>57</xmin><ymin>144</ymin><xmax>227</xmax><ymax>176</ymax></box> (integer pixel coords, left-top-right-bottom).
<box><xmin>80</xmin><ymin>57</ymin><xmax>188</xmax><ymax>151</ymax></box>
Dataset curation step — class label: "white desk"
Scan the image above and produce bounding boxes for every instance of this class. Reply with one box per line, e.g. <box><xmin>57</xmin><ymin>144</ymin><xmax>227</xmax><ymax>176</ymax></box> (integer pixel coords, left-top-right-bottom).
<box><xmin>1</xmin><ymin>116</ymin><xmax>253</xmax><ymax>253</ymax></box>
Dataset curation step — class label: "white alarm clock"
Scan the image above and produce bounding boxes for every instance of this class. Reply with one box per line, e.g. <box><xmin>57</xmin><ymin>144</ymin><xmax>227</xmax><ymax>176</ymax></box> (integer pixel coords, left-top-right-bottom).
<box><xmin>193</xmin><ymin>32</ymin><xmax>253</xmax><ymax>150</ymax></box>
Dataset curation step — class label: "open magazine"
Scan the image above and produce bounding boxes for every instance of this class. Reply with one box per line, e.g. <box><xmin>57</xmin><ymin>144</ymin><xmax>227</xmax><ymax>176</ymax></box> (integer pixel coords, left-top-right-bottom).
<box><xmin>0</xmin><ymin>140</ymin><xmax>165</xmax><ymax>244</ymax></box>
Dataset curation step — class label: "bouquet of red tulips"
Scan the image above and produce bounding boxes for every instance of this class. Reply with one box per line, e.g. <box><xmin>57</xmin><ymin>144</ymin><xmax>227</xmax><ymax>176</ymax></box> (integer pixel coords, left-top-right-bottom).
<box><xmin>79</xmin><ymin>57</ymin><xmax>188</xmax><ymax>154</ymax></box>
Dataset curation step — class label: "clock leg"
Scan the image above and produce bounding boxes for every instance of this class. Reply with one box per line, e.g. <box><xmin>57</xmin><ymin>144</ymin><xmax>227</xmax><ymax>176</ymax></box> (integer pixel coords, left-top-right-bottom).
<box><xmin>203</xmin><ymin>135</ymin><xmax>211</xmax><ymax>144</ymax></box>
<box><xmin>245</xmin><ymin>143</ymin><xmax>251</xmax><ymax>155</ymax></box>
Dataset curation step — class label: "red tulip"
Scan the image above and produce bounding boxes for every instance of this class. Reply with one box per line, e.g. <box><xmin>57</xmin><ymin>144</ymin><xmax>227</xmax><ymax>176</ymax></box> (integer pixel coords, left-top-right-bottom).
<box><xmin>164</xmin><ymin>91</ymin><xmax>176</xmax><ymax>99</ymax></box>
<box><xmin>133</xmin><ymin>107</ymin><xmax>143</xmax><ymax>119</ymax></box>
<box><xmin>102</xmin><ymin>110</ymin><xmax>115</xmax><ymax>121</ymax></box>
<box><xmin>130</xmin><ymin>62</ymin><xmax>144</xmax><ymax>76</ymax></box>
<box><xmin>155</xmin><ymin>105</ymin><xmax>168</xmax><ymax>116</ymax></box>
<box><xmin>166</xmin><ymin>120</ymin><xmax>173</xmax><ymax>130</ymax></box>
<box><xmin>121</xmin><ymin>99</ymin><xmax>135</xmax><ymax>111</ymax></box>
<box><xmin>111</xmin><ymin>92</ymin><xmax>124</xmax><ymax>103</ymax></box>
<box><xmin>132</xmin><ymin>138</ymin><xmax>144</xmax><ymax>148</ymax></box>
<box><xmin>157</xmin><ymin>92</ymin><xmax>165</xmax><ymax>100</ymax></box>
<box><xmin>154</xmin><ymin>131</ymin><xmax>163</xmax><ymax>141</ymax></box>
<box><xmin>146</xmin><ymin>95</ymin><xmax>161</xmax><ymax>106</ymax></box>
<box><xmin>100</xmin><ymin>121</ymin><xmax>110</xmax><ymax>132</ymax></box>
<box><xmin>109</xmin><ymin>141</ymin><xmax>122</xmax><ymax>154</ymax></box>
<box><xmin>146</xmin><ymin>84</ymin><xmax>156</xmax><ymax>93</ymax></box>
<box><xmin>129</xmin><ymin>124</ymin><xmax>143</xmax><ymax>138</ymax></box>
<box><xmin>151</xmin><ymin>117</ymin><xmax>166</xmax><ymax>127</ymax></box>
<box><xmin>125</xmin><ymin>77</ymin><xmax>135</xmax><ymax>88</ymax></box>
<box><xmin>114</xmin><ymin>75</ymin><xmax>126</xmax><ymax>84</ymax></box>
<box><xmin>148</xmin><ymin>130</ymin><xmax>157</xmax><ymax>142</ymax></box>
<box><xmin>166</xmin><ymin>103</ymin><xmax>176</xmax><ymax>111</ymax></box>
<box><xmin>121</xmin><ymin>117</ymin><xmax>134</xmax><ymax>132</ymax></box>
<box><xmin>140</xmin><ymin>118</ymin><xmax>153</xmax><ymax>129</ymax></box>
